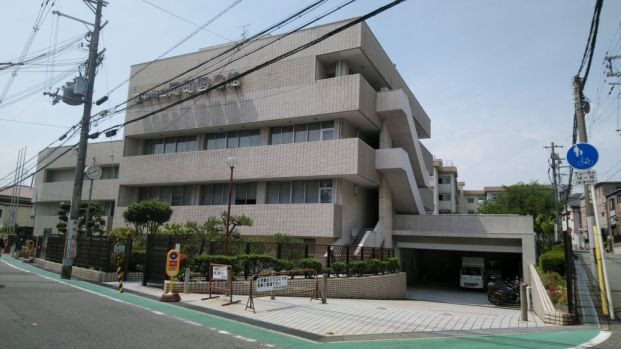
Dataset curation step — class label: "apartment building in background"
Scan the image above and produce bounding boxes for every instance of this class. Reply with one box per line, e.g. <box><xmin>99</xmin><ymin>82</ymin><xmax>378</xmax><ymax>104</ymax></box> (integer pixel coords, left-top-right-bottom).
<box><xmin>0</xmin><ymin>185</ymin><xmax>33</xmax><ymax>232</ymax></box>
<box><xmin>429</xmin><ymin>159</ymin><xmax>461</xmax><ymax>214</ymax></box>
<box><xmin>32</xmin><ymin>141</ymin><xmax>122</xmax><ymax>236</ymax></box>
<box><xmin>606</xmin><ymin>187</ymin><xmax>621</xmax><ymax>237</ymax></box>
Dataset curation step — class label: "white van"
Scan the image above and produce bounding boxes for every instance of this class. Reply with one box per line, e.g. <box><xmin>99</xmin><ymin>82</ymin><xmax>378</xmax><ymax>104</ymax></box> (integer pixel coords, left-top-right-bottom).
<box><xmin>460</xmin><ymin>257</ymin><xmax>485</xmax><ymax>289</ymax></box>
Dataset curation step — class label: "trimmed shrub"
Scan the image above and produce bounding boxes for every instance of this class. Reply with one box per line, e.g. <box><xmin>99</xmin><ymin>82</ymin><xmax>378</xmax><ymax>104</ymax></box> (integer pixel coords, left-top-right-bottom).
<box><xmin>129</xmin><ymin>250</ymin><xmax>145</xmax><ymax>272</ymax></box>
<box><xmin>385</xmin><ymin>258</ymin><xmax>400</xmax><ymax>273</ymax></box>
<box><xmin>190</xmin><ymin>254</ymin><xmax>239</xmax><ymax>279</ymax></box>
<box><xmin>539</xmin><ymin>249</ymin><xmax>565</xmax><ymax>276</ymax></box>
<box><xmin>332</xmin><ymin>261</ymin><xmax>346</xmax><ymax>276</ymax></box>
<box><xmin>297</xmin><ymin>258</ymin><xmax>323</xmax><ymax>274</ymax></box>
<box><xmin>273</xmin><ymin>258</ymin><xmax>294</xmax><ymax>272</ymax></box>
<box><xmin>367</xmin><ymin>259</ymin><xmax>383</xmax><ymax>275</ymax></box>
<box><xmin>350</xmin><ymin>261</ymin><xmax>368</xmax><ymax>276</ymax></box>
<box><xmin>322</xmin><ymin>267</ymin><xmax>333</xmax><ymax>275</ymax></box>
<box><xmin>239</xmin><ymin>254</ymin><xmax>277</xmax><ymax>275</ymax></box>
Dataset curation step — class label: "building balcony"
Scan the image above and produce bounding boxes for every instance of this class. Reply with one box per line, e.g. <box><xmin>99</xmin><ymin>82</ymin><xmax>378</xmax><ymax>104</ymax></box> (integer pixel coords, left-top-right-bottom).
<box><xmin>112</xmin><ymin>203</ymin><xmax>342</xmax><ymax>239</ymax></box>
<box><xmin>124</xmin><ymin>74</ymin><xmax>382</xmax><ymax>137</ymax></box>
<box><xmin>34</xmin><ymin>179</ymin><xmax>119</xmax><ymax>203</ymax></box>
<box><xmin>118</xmin><ymin>138</ymin><xmax>380</xmax><ymax>187</ymax></box>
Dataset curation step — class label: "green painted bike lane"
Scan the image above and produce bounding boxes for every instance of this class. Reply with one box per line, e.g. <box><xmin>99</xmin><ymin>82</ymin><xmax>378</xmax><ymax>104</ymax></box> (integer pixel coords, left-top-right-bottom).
<box><xmin>1</xmin><ymin>256</ymin><xmax>603</xmax><ymax>349</ymax></box>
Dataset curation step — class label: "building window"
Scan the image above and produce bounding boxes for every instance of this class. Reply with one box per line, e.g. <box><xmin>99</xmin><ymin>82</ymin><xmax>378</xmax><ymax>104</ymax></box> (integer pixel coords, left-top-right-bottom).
<box><xmin>100</xmin><ymin>166</ymin><xmax>119</xmax><ymax>179</ymax></box>
<box><xmin>467</xmin><ymin>198</ymin><xmax>475</xmax><ymax>203</ymax></box>
<box><xmin>439</xmin><ymin>194</ymin><xmax>451</xmax><ymax>201</ymax></box>
<box><xmin>270</xmin><ymin>121</ymin><xmax>334</xmax><ymax>145</ymax></box>
<box><xmin>200</xmin><ymin>183</ymin><xmax>257</xmax><ymax>205</ymax></box>
<box><xmin>266</xmin><ymin>179</ymin><xmax>332</xmax><ymax>204</ymax></box>
<box><xmin>139</xmin><ymin>185</ymin><xmax>194</xmax><ymax>206</ymax></box>
<box><xmin>145</xmin><ymin>136</ymin><xmax>198</xmax><ymax>155</ymax></box>
<box><xmin>438</xmin><ymin>175</ymin><xmax>451</xmax><ymax>184</ymax></box>
<box><xmin>205</xmin><ymin>130</ymin><xmax>260</xmax><ymax>150</ymax></box>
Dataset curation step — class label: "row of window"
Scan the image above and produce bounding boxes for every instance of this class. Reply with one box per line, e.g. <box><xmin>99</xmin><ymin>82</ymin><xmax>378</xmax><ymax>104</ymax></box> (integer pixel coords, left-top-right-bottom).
<box><xmin>267</xmin><ymin>179</ymin><xmax>333</xmax><ymax>204</ymax></box>
<box><xmin>270</xmin><ymin>121</ymin><xmax>334</xmax><ymax>145</ymax></box>
<box><xmin>137</xmin><ymin>180</ymin><xmax>334</xmax><ymax>206</ymax></box>
<box><xmin>142</xmin><ymin>121</ymin><xmax>335</xmax><ymax>155</ymax></box>
<box><xmin>145</xmin><ymin>136</ymin><xmax>199</xmax><ymax>155</ymax></box>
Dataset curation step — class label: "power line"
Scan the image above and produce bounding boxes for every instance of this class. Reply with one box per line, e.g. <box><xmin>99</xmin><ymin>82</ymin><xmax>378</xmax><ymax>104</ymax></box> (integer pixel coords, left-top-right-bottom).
<box><xmin>98</xmin><ymin>0</ymin><xmax>404</xmax><ymax>139</ymax></box>
<box><xmin>139</xmin><ymin>0</ymin><xmax>233</xmax><ymax>42</ymax></box>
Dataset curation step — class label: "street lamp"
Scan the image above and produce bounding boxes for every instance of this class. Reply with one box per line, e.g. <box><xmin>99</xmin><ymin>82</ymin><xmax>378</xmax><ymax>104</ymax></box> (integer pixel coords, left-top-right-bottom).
<box><xmin>224</xmin><ymin>156</ymin><xmax>238</xmax><ymax>255</ymax></box>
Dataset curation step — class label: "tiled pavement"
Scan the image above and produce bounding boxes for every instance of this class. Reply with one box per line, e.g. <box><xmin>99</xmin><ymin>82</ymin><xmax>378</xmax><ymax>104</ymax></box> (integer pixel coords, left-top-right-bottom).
<box><xmin>115</xmin><ymin>282</ymin><xmax>552</xmax><ymax>337</ymax></box>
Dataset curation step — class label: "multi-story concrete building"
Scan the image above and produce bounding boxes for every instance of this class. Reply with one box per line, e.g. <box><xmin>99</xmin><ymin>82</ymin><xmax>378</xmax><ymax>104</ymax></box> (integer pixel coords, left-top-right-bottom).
<box><xmin>32</xmin><ymin>141</ymin><xmax>122</xmax><ymax>236</ymax></box>
<box><xmin>113</xmin><ymin>20</ymin><xmax>434</xmax><ymax>246</ymax></box>
<box><xmin>32</xmin><ymin>19</ymin><xmax>537</xmax><ymax>283</ymax></box>
<box><xmin>428</xmin><ymin>159</ymin><xmax>463</xmax><ymax>214</ymax></box>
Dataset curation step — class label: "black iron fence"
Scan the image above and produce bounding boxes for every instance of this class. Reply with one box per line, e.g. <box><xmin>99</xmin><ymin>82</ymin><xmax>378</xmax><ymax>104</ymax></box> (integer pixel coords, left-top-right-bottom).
<box><xmin>43</xmin><ymin>235</ymin><xmax>114</xmax><ymax>272</ymax></box>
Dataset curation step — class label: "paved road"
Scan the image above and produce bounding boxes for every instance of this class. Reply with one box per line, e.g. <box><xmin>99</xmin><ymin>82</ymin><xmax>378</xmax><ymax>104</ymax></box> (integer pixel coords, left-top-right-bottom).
<box><xmin>0</xmin><ymin>256</ymin><xmax>606</xmax><ymax>349</ymax></box>
<box><xmin>0</xmin><ymin>259</ymin><xmax>262</xmax><ymax>349</ymax></box>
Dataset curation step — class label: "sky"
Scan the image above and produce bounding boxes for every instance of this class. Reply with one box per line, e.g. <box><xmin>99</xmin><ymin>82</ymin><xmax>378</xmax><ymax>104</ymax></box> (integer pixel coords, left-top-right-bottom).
<box><xmin>0</xmin><ymin>0</ymin><xmax>620</xmax><ymax>190</ymax></box>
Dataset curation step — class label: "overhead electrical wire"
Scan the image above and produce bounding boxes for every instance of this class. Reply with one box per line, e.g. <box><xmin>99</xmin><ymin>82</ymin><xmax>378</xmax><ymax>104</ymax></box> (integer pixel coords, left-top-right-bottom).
<box><xmin>2</xmin><ymin>0</ymin><xmax>404</xmax><ymax>192</ymax></box>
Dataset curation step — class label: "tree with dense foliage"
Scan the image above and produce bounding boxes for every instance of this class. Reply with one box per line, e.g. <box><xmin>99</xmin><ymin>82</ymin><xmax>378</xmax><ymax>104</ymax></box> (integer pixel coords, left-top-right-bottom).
<box><xmin>202</xmin><ymin>212</ymin><xmax>253</xmax><ymax>255</ymax></box>
<box><xmin>123</xmin><ymin>200</ymin><xmax>172</xmax><ymax>236</ymax></box>
<box><xmin>477</xmin><ymin>182</ymin><xmax>557</xmax><ymax>239</ymax></box>
<box><xmin>78</xmin><ymin>201</ymin><xmax>106</xmax><ymax>236</ymax></box>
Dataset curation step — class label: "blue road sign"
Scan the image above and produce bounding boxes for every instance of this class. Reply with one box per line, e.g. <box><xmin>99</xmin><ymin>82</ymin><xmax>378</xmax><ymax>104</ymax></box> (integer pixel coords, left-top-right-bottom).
<box><xmin>567</xmin><ymin>143</ymin><xmax>599</xmax><ymax>170</ymax></box>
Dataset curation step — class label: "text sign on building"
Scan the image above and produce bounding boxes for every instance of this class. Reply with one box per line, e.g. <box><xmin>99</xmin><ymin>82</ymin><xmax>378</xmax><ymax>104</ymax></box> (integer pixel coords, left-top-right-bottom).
<box><xmin>567</xmin><ymin>143</ymin><xmax>599</xmax><ymax>170</ymax></box>
<box><xmin>256</xmin><ymin>275</ymin><xmax>288</xmax><ymax>292</ymax></box>
<box><xmin>574</xmin><ymin>170</ymin><xmax>597</xmax><ymax>185</ymax></box>
<box><xmin>165</xmin><ymin>250</ymin><xmax>180</xmax><ymax>278</ymax></box>
<box><xmin>212</xmin><ymin>266</ymin><xmax>228</xmax><ymax>280</ymax></box>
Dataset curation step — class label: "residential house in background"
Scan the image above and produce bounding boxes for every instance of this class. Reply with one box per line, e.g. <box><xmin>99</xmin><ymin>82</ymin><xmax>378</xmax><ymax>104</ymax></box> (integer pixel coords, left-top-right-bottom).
<box><xmin>0</xmin><ymin>185</ymin><xmax>33</xmax><ymax>235</ymax></box>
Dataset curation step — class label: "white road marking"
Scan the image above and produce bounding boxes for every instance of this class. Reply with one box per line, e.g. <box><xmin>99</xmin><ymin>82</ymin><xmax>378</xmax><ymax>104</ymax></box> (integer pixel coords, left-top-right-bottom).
<box><xmin>569</xmin><ymin>331</ymin><xmax>612</xmax><ymax>349</ymax></box>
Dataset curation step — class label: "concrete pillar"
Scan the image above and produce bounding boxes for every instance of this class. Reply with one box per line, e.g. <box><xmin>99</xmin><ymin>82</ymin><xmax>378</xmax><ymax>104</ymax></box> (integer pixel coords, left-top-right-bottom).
<box><xmin>259</xmin><ymin>127</ymin><xmax>270</xmax><ymax>146</ymax></box>
<box><xmin>378</xmin><ymin>121</ymin><xmax>393</xmax><ymax>248</ymax></box>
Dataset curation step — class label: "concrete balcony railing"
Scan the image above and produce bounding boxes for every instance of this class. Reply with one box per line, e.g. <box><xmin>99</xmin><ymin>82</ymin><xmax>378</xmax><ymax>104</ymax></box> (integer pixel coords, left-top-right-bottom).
<box><xmin>125</xmin><ymin>74</ymin><xmax>382</xmax><ymax>137</ymax></box>
<box><xmin>112</xmin><ymin>204</ymin><xmax>343</xmax><ymax>238</ymax></box>
<box><xmin>35</xmin><ymin>179</ymin><xmax>119</xmax><ymax>203</ymax></box>
<box><xmin>119</xmin><ymin>138</ymin><xmax>381</xmax><ymax>187</ymax></box>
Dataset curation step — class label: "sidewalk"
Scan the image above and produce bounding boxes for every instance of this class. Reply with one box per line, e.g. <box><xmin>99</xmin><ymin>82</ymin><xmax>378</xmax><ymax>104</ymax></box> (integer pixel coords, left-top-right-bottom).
<box><xmin>113</xmin><ymin>281</ymin><xmax>551</xmax><ymax>338</ymax></box>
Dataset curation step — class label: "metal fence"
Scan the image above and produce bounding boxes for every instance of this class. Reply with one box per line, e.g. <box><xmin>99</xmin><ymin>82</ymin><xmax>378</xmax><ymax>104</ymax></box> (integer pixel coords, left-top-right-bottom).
<box><xmin>43</xmin><ymin>235</ymin><xmax>114</xmax><ymax>272</ymax></box>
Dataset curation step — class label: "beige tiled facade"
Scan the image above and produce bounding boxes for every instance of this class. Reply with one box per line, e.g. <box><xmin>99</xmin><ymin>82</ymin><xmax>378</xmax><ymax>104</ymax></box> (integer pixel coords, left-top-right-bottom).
<box><xmin>110</xmin><ymin>20</ymin><xmax>433</xmax><ymax>245</ymax></box>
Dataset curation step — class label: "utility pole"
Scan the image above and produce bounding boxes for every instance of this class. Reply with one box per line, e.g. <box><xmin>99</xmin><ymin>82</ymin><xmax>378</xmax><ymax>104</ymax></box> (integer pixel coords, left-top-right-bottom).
<box><xmin>573</xmin><ymin>75</ymin><xmax>615</xmax><ymax>320</ymax></box>
<box><xmin>545</xmin><ymin>142</ymin><xmax>574</xmax><ymax>315</ymax></box>
<box><xmin>61</xmin><ymin>0</ymin><xmax>105</xmax><ymax>279</ymax></box>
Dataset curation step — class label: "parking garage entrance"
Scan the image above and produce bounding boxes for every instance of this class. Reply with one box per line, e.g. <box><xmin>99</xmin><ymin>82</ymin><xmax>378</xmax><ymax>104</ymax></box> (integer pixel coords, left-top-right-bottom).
<box><xmin>401</xmin><ymin>248</ymin><xmax>522</xmax><ymax>305</ymax></box>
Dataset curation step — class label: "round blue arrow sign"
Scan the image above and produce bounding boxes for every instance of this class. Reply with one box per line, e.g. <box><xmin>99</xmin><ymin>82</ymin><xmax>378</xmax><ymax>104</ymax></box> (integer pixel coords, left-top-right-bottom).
<box><xmin>169</xmin><ymin>252</ymin><xmax>177</xmax><ymax>260</ymax></box>
<box><xmin>567</xmin><ymin>143</ymin><xmax>599</xmax><ymax>170</ymax></box>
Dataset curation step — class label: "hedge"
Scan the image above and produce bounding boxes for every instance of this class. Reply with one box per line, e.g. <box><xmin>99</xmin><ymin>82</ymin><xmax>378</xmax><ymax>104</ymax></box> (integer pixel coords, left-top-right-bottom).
<box><xmin>539</xmin><ymin>249</ymin><xmax>565</xmax><ymax>276</ymax></box>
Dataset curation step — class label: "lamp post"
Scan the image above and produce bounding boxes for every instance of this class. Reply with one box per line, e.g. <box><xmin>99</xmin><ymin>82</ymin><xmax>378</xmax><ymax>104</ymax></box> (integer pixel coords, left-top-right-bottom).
<box><xmin>224</xmin><ymin>156</ymin><xmax>238</xmax><ymax>255</ymax></box>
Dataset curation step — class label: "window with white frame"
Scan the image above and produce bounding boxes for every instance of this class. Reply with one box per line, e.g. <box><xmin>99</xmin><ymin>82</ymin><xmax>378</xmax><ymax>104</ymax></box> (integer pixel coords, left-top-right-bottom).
<box><xmin>205</xmin><ymin>130</ymin><xmax>260</xmax><ymax>150</ymax></box>
<box><xmin>144</xmin><ymin>136</ymin><xmax>198</xmax><ymax>155</ymax></box>
<box><xmin>438</xmin><ymin>175</ymin><xmax>451</xmax><ymax>184</ymax></box>
<box><xmin>138</xmin><ymin>185</ymin><xmax>194</xmax><ymax>206</ymax></box>
<box><xmin>266</xmin><ymin>179</ymin><xmax>333</xmax><ymax>204</ymax></box>
<box><xmin>200</xmin><ymin>183</ymin><xmax>257</xmax><ymax>205</ymax></box>
<box><xmin>438</xmin><ymin>194</ymin><xmax>451</xmax><ymax>201</ymax></box>
<box><xmin>270</xmin><ymin>121</ymin><xmax>334</xmax><ymax>145</ymax></box>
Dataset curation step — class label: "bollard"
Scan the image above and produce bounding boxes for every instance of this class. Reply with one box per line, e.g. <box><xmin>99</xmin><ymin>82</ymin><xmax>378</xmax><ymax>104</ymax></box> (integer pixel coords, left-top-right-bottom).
<box><xmin>117</xmin><ymin>264</ymin><xmax>124</xmax><ymax>293</ymax></box>
<box><xmin>520</xmin><ymin>284</ymin><xmax>528</xmax><ymax>321</ymax></box>
<box><xmin>183</xmin><ymin>267</ymin><xmax>190</xmax><ymax>294</ymax></box>
<box><xmin>322</xmin><ymin>273</ymin><xmax>328</xmax><ymax>304</ymax></box>
<box><xmin>526</xmin><ymin>286</ymin><xmax>532</xmax><ymax>310</ymax></box>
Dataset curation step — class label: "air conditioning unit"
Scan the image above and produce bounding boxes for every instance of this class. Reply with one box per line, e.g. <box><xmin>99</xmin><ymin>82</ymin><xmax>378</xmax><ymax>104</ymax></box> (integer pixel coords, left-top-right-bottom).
<box><xmin>182</xmin><ymin>83</ymin><xmax>193</xmax><ymax>94</ymax></box>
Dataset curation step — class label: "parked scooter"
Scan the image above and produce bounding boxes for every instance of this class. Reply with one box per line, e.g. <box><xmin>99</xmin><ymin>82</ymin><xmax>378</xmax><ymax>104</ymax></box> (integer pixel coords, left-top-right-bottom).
<box><xmin>487</xmin><ymin>277</ymin><xmax>520</xmax><ymax>306</ymax></box>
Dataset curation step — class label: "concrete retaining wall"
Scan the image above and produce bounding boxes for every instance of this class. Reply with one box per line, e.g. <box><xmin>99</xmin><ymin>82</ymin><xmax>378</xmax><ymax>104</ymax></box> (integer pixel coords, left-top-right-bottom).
<box><xmin>166</xmin><ymin>272</ymin><xmax>407</xmax><ymax>300</ymax></box>
<box><xmin>34</xmin><ymin>258</ymin><xmax>142</xmax><ymax>283</ymax></box>
<box><xmin>529</xmin><ymin>264</ymin><xmax>573</xmax><ymax>325</ymax></box>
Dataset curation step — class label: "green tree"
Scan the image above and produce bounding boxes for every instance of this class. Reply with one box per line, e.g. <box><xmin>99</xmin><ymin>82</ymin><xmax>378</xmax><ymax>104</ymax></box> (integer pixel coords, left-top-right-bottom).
<box><xmin>123</xmin><ymin>200</ymin><xmax>172</xmax><ymax>236</ymax></box>
<box><xmin>78</xmin><ymin>201</ymin><xmax>106</xmax><ymax>236</ymax></box>
<box><xmin>203</xmin><ymin>212</ymin><xmax>253</xmax><ymax>255</ymax></box>
<box><xmin>57</xmin><ymin>202</ymin><xmax>70</xmax><ymax>234</ymax></box>
<box><xmin>477</xmin><ymin>182</ymin><xmax>557</xmax><ymax>239</ymax></box>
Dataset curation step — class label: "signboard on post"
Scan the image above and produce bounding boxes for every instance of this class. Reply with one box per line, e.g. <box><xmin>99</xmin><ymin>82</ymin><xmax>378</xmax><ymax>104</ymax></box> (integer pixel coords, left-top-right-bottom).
<box><xmin>574</xmin><ymin>170</ymin><xmax>598</xmax><ymax>185</ymax></box>
<box><xmin>113</xmin><ymin>244</ymin><xmax>125</xmax><ymax>254</ymax></box>
<box><xmin>212</xmin><ymin>265</ymin><xmax>228</xmax><ymax>280</ymax></box>
<box><xmin>256</xmin><ymin>275</ymin><xmax>289</xmax><ymax>292</ymax></box>
<box><xmin>165</xmin><ymin>250</ymin><xmax>180</xmax><ymax>278</ymax></box>
<box><xmin>567</xmin><ymin>143</ymin><xmax>599</xmax><ymax>170</ymax></box>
